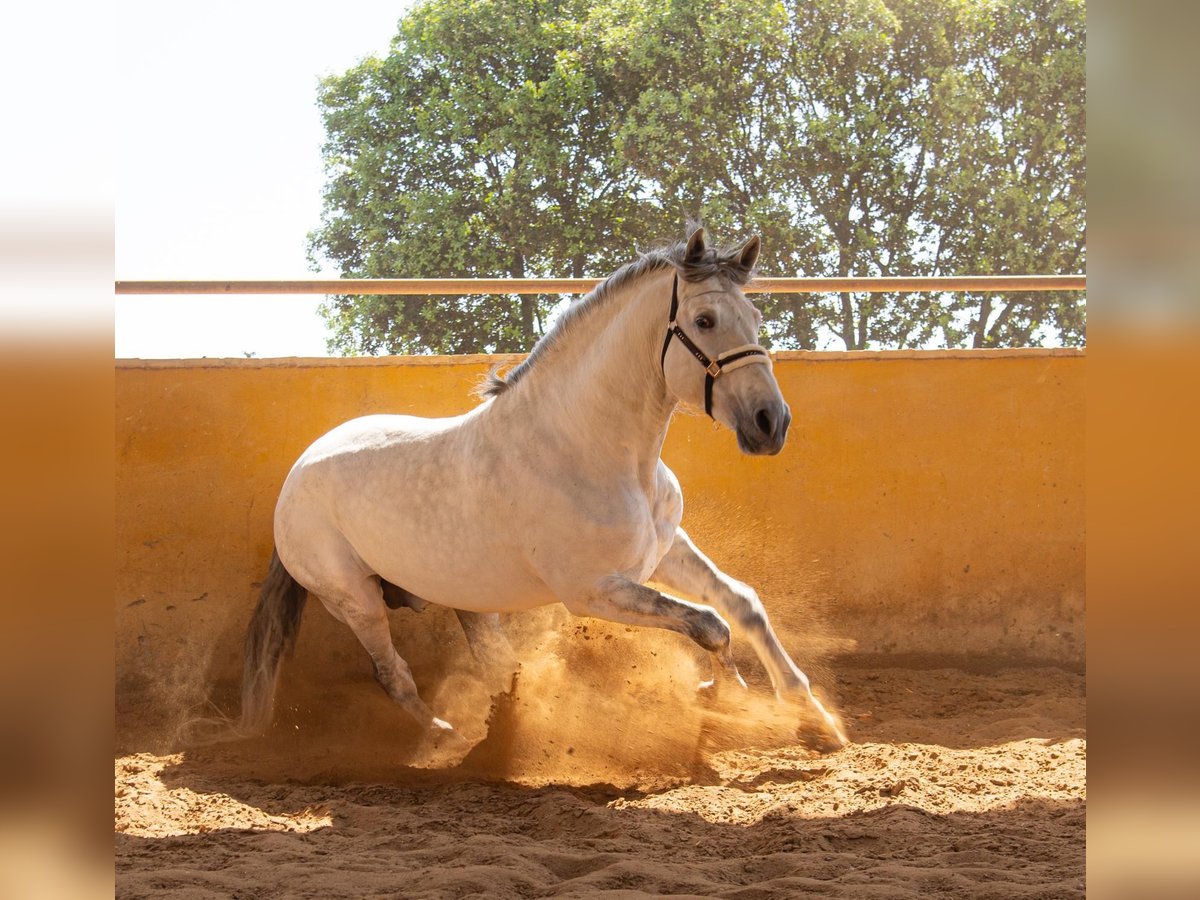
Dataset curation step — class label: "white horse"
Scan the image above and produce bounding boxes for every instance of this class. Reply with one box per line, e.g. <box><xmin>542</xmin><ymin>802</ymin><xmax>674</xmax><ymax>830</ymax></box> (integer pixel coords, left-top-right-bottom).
<box><xmin>220</xmin><ymin>228</ymin><xmax>846</xmax><ymax>755</ymax></box>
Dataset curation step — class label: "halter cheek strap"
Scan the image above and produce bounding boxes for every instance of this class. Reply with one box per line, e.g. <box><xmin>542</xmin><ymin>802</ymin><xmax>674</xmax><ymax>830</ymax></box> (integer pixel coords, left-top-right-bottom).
<box><xmin>659</xmin><ymin>272</ymin><xmax>772</xmax><ymax>418</ymax></box>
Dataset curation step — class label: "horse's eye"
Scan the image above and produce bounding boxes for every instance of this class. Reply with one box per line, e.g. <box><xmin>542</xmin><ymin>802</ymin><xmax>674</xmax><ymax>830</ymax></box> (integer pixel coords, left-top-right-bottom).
<box><xmin>694</xmin><ymin>314</ymin><xmax>714</xmax><ymax>330</ymax></box>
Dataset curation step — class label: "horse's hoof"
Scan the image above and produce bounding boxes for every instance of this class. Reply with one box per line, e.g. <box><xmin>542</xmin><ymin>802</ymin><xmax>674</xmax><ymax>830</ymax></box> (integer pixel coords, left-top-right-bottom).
<box><xmin>429</xmin><ymin>719</ymin><xmax>471</xmax><ymax>750</ymax></box>
<box><xmin>798</xmin><ymin>715</ymin><xmax>850</xmax><ymax>754</ymax></box>
<box><xmin>697</xmin><ymin>679</ymin><xmax>720</xmax><ymax>705</ymax></box>
<box><xmin>697</xmin><ymin>673</ymin><xmax>748</xmax><ymax>706</ymax></box>
<box><xmin>807</xmin><ymin>729</ymin><xmax>850</xmax><ymax>754</ymax></box>
<box><xmin>415</xmin><ymin>718</ymin><xmax>472</xmax><ymax>768</ymax></box>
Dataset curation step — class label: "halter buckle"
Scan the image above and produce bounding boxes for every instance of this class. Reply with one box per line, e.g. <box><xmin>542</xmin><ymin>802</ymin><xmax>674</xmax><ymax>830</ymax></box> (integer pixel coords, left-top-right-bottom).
<box><xmin>705</xmin><ymin>360</ymin><xmax>722</xmax><ymax>378</ymax></box>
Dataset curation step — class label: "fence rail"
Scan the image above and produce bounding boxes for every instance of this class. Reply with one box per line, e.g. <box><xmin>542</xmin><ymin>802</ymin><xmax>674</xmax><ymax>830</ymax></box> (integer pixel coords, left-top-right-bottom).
<box><xmin>116</xmin><ymin>275</ymin><xmax>1085</xmax><ymax>296</ymax></box>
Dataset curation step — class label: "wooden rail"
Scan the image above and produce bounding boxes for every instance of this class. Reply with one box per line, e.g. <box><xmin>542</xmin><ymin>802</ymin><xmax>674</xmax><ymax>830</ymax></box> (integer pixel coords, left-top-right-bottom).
<box><xmin>116</xmin><ymin>275</ymin><xmax>1085</xmax><ymax>296</ymax></box>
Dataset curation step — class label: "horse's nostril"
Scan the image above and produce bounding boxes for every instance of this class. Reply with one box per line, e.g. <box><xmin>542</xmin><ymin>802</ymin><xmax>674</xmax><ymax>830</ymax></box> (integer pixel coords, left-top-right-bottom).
<box><xmin>755</xmin><ymin>408</ymin><xmax>773</xmax><ymax>436</ymax></box>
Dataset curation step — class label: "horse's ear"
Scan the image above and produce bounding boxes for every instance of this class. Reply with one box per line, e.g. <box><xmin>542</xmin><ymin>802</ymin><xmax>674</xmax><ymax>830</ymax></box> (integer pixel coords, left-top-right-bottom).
<box><xmin>737</xmin><ymin>235</ymin><xmax>761</xmax><ymax>272</ymax></box>
<box><xmin>685</xmin><ymin>227</ymin><xmax>707</xmax><ymax>264</ymax></box>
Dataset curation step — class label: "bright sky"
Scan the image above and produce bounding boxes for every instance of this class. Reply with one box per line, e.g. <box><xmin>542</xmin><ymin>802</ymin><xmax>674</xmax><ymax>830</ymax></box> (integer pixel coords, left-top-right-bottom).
<box><xmin>116</xmin><ymin>1</ymin><xmax>416</xmax><ymax>358</ymax></box>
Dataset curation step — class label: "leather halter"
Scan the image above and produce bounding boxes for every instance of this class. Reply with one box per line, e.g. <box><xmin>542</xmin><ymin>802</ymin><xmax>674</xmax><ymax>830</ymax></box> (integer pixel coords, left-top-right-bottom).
<box><xmin>659</xmin><ymin>272</ymin><xmax>771</xmax><ymax>418</ymax></box>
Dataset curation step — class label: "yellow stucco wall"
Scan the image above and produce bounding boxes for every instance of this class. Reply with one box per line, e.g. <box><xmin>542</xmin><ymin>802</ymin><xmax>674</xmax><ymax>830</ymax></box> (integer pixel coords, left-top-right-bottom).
<box><xmin>115</xmin><ymin>351</ymin><xmax>1083</xmax><ymax>740</ymax></box>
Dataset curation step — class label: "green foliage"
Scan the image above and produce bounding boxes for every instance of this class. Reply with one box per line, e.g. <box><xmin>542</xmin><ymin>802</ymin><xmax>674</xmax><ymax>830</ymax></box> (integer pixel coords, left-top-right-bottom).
<box><xmin>309</xmin><ymin>0</ymin><xmax>1086</xmax><ymax>354</ymax></box>
<box><xmin>312</xmin><ymin>0</ymin><xmax>656</xmax><ymax>354</ymax></box>
<box><xmin>924</xmin><ymin>0</ymin><xmax>1087</xmax><ymax>348</ymax></box>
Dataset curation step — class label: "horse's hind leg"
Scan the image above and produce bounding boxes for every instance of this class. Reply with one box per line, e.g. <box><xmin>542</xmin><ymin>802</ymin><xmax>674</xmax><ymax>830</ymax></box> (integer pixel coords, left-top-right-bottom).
<box><xmin>455</xmin><ymin>611</ymin><xmax>517</xmax><ymax>674</ymax></box>
<box><xmin>352</xmin><ymin>606</ymin><xmax>453</xmax><ymax>731</ymax></box>
<box><xmin>652</xmin><ymin>527</ymin><xmax>847</xmax><ymax>748</ymax></box>
<box><xmin>311</xmin><ymin>574</ymin><xmax>458</xmax><ymax>743</ymax></box>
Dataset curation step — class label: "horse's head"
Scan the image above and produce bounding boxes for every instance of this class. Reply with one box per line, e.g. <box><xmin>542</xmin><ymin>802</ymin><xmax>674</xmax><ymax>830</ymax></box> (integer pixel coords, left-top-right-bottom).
<box><xmin>662</xmin><ymin>229</ymin><xmax>791</xmax><ymax>455</ymax></box>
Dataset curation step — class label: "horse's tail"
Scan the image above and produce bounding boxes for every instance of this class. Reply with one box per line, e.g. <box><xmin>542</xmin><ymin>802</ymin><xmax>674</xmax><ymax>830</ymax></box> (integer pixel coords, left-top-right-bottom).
<box><xmin>239</xmin><ymin>549</ymin><xmax>308</xmax><ymax>734</ymax></box>
<box><xmin>177</xmin><ymin>549</ymin><xmax>307</xmax><ymax>746</ymax></box>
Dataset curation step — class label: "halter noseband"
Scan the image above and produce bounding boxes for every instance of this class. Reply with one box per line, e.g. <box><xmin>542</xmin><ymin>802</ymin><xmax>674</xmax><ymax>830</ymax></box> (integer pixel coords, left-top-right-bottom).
<box><xmin>659</xmin><ymin>272</ymin><xmax>772</xmax><ymax>418</ymax></box>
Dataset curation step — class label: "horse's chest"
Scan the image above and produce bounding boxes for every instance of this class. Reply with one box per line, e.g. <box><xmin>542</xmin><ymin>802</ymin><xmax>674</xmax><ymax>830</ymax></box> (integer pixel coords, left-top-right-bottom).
<box><xmin>559</xmin><ymin>484</ymin><xmax>663</xmax><ymax>581</ymax></box>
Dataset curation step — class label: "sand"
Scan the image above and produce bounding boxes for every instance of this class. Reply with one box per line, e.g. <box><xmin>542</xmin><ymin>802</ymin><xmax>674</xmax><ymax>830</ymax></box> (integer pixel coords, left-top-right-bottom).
<box><xmin>116</xmin><ymin>658</ymin><xmax>1085</xmax><ymax>898</ymax></box>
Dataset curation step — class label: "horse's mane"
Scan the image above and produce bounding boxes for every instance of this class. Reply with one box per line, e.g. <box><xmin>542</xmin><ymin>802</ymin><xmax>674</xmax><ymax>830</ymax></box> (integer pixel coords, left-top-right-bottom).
<box><xmin>480</xmin><ymin>235</ymin><xmax>756</xmax><ymax>398</ymax></box>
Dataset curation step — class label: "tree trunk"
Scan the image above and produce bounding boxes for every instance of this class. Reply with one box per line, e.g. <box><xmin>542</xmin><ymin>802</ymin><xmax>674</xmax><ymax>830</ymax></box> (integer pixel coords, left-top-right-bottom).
<box><xmin>836</xmin><ymin>242</ymin><xmax>858</xmax><ymax>350</ymax></box>
<box><xmin>786</xmin><ymin>296</ymin><xmax>817</xmax><ymax>350</ymax></box>
<box><xmin>973</xmin><ymin>294</ymin><xmax>992</xmax><ymax>349</ymax></box>
<box><xmin>512</xmin><ymin>250</ymin><xmax>535</xmax><ymax>350</ymax></box>
<box><xmin>839</xmin><ymin>291</ymin><xmax>857</xmax><ymax>350</ymax></box>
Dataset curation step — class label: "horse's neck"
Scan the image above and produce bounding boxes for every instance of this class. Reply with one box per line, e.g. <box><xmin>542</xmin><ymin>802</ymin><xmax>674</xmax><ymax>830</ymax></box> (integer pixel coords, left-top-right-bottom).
<box><xmin>504</xmin><ymin>269</ymin><xmax>676</xmax><ymax>486</ymax></box>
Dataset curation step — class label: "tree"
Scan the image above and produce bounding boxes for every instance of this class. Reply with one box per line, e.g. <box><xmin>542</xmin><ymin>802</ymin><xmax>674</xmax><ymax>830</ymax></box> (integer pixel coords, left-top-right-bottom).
<box><xmin>924</xmin><ymin>0</ymin><xmax>1086</xmax><ymax>347</ymax></box>
<box><xmin>602</xmin><ymin>0</ymin><xmax>1085</xmax><ymax>349</ymax></box>
<box><xmin>310</xmin><ymin>0</ymin><xmax>657</xmax><ymax>354</ymax></box>
<box><xmin>310</xmin><ymin>0</ymin><xmax>1086</xmax><ymax>354</ymax></box>
<box><xmin>586</xmin><ymin>0</ymin><xmax>832</xmax><ymax>346</ymax></box>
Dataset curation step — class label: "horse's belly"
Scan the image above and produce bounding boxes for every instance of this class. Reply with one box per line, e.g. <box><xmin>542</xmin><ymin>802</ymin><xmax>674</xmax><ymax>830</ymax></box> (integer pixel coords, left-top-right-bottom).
<box><xmin>342</xmin><ymin>493</ymin><xmax>559</xmax><ymax>611</ymax></box>
<box><xmin>374</xmin><ymin>551</ymin><xmax>558</xmax><ymax>613</ymax></box>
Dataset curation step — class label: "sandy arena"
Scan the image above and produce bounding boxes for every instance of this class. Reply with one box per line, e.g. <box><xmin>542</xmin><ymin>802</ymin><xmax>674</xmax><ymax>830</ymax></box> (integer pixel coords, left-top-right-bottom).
<box><xmin>116</xmin><ymin>615</ymin><xmax>1085</xmax><ymax>898</ymax></box>
<box><xmin>116</xmin><ymin>355</ymin><xmax>1084</xmax><ymax>896</ymax></box>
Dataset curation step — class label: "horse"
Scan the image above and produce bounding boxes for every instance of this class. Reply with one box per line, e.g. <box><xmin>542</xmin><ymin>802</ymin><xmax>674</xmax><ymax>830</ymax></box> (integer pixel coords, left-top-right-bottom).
<box><xmin>202</xmin><ymin>228</ymin><xmax>847</xmax><ymax>756</ymax></box>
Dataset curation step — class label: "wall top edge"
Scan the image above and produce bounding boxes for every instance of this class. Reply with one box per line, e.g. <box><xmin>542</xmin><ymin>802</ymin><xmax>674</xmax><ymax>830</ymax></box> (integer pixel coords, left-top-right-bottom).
<box><xmin>116</xmin><ymin>348</ymin><xmax>1085</xmax><ymax>369</ymax></box>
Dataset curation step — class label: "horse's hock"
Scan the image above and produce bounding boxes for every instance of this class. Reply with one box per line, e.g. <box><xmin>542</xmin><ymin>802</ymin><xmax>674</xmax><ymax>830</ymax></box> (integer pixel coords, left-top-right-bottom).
<box><xmin>115</xmin><ymin>350</ymin><xmax>1083</xmax><ymax>749</ymax></box>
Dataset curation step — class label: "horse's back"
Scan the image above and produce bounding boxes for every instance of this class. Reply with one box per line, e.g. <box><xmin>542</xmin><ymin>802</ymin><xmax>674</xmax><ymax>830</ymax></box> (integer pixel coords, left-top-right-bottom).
<box><xmin>293</xmin><ymin>412</ymin><xmax>464</xmax><ymax>465</ymax></box>
<box><xmin>277</xmin><ymin>410</ymin><xmax>479</xmax><ymax>531</ymax></box>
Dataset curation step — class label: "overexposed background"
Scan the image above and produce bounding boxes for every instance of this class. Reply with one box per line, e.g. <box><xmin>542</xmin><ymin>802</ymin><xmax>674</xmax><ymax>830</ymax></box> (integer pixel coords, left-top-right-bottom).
<box><xmin>116</xmin><ymin>0</ymin><xmax>415</xmax><ymax>357</ymax></box>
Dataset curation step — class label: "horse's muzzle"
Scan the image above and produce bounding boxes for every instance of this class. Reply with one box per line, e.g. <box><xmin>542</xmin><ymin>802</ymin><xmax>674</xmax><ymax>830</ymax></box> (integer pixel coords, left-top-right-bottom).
<box><xmin>735</xmin><ymin>401</ymin><xmax>791</xmax><ymax>455</ymax></box>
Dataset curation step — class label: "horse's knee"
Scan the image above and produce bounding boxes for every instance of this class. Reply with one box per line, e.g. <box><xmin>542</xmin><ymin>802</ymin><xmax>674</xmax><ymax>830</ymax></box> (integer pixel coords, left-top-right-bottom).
<box><xmin>686</xmin><ymin>607</ymin><xmax>731</xmax><ymax>654</ymax></box>
<box><xmin>632</xmin><ymin>589</ymin><xmax>729</xmax><ymax>653</ymax></box>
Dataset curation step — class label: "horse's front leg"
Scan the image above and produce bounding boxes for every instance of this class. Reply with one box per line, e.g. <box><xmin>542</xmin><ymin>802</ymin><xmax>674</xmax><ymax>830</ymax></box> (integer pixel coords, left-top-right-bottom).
<box><xmin>651</xmin><ymin>527</ymin><xmax>848</xmax><ymax>749</ymax></box>
<box><xmin>562</xmin><ymin>575</ymin><xmax>747</xmax><ymax>690</ymax></box>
